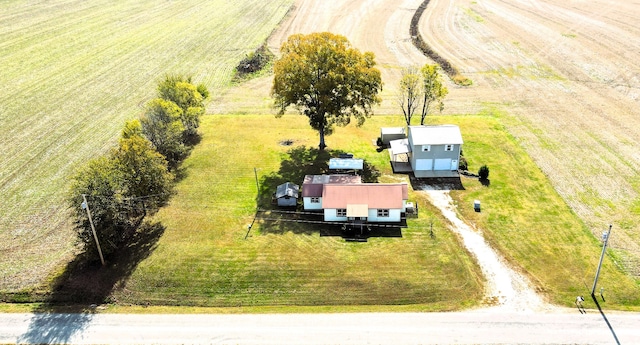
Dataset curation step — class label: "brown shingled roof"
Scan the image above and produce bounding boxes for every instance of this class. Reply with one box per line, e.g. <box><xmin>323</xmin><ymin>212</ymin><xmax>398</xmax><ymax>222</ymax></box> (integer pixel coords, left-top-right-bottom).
<box><xmin>322</xmin><ymin>183</ymin><xmax>408</xmax><ymax>209</ymax></box>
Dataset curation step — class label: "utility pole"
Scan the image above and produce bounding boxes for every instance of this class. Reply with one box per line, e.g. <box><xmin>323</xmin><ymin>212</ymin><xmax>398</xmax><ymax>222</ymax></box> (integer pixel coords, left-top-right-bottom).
<box><xmin>81</xmin><ymin>194</ymin><xmax>105</xmax><ymax>266</ymax></box>
<box><xmin>254</xmin><ymin>167</ymin><xmax>260</xmax><ymax>195</ymax></box>
<box><xmin>591</xmin><ymin>224</ymin><xmax>612</xmax><ymax>296</ymax></box>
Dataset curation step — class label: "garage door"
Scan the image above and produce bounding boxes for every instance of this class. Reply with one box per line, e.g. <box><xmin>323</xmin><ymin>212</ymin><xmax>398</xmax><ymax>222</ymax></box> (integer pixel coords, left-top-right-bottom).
<box><xmin>415</xmin><ymin>159</ymin><xmax>433</xmax><ymax>170</ymax></box>
<box><xmin>434</xmin><ymin>159</ymin><xmax>452</xmax><ymax>170</ymax></box>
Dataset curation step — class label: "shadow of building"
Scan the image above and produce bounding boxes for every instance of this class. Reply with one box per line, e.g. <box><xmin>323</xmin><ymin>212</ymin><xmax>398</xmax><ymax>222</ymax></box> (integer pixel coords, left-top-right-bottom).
<box><xmin>409</xmin><ymin>176</ymin><xmax>466</xmax><ymax>191</ymax></box>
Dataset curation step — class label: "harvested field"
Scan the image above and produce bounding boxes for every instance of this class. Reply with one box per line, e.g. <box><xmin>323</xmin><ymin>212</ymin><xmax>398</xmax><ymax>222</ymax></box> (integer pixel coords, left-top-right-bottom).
<box><xmin>225</xmin><ymin>0</ymin><xmax>640</xmax><ymax>278</ymax></box>
<box><xmin>0</xmin><ymin>0</ymin><xmax>293</xmax><ymax>292</ymax></box>
<box><xmin>3</xmin><ymin>0</ymin><xmax>639</xmax><ymax>306</ymax></box>
<box><xmin>420</xmin><ymin>0</ymin><xmax>640</xmax><ymax>276</ymax></box>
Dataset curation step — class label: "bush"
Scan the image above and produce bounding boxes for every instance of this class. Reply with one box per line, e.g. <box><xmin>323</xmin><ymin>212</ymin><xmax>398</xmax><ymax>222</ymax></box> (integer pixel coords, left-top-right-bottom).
<box><xmin>458</xmin><ymin>157</ymin><xmax>468</xmax><ymax>171</ymax></box>
<box><xmin>236</xmin><ymin>44</ymin><xmax>274</xmax><ymax>76</ymax></box>
<box><xmin>453</xmin><ymin>74</ymin><xmax>473</xmax><ymax>86</ymax></box>
<box><xmin>478</xmin><ymin>165</ymin><xmax>490</xmax><ymax>180</ymax></box>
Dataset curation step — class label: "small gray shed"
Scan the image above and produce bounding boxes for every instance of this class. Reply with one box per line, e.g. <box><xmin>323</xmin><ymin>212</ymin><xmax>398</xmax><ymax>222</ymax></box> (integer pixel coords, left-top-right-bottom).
<box><xmin>380</xmin><ymin>127</ymin><xmax>406</xmax><ymax>146</ymax></box>
<box><xmin>275</xmin><ymin>182</ymin><xmax>299</xmax><ymax>207</ymax></box>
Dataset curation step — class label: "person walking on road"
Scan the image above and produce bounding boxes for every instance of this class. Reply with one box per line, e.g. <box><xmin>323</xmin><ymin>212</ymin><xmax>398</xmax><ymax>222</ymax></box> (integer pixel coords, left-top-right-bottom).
<box><xmin>575</xmin><ymin>296</ymin><xmax>585</xmax><ymax>314</ymax></box>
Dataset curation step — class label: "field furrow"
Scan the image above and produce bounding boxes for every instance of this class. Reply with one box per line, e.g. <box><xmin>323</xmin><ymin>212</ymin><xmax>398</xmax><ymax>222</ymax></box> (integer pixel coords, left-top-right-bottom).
<box><xmin>419</xmin><ymin>0</ymin><xmax>640</xmax><ymax>277</ymax></box>
<box><xmin>0</xmin><ymin>0</ymin><xmax>293</xmax><ymax>291</ymax></box>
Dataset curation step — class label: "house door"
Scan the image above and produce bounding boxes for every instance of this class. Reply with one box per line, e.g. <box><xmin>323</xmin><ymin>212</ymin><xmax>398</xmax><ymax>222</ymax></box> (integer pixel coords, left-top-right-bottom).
<box><xmin>415</xmin><ymin>159</ymin><xmax>433</xmax><ymax>170</ymax></box>
<box><xmin>434</xmin><ymin>159</ymin><xmax>452</xmax><ymax>170</ymax></box>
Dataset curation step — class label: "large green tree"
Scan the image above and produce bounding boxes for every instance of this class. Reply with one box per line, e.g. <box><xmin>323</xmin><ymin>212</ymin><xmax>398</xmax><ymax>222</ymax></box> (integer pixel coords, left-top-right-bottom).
<box><xmin>272</xmin><ymin>32</ymin><xmax>383</xmax><ymax>150</ymax></box>
<box><xmin>69</xmin><ymin>155</ymin><xmax>123</xmax><ymax>259</ymax></box>
<box><xmin>114</xmin><ymin>120</ymin><xmax>173</xmax><ymax>212</ymax></box>
<box><xmin>69</xmin><ymin>121</ymin><xmax>173</xmax><ymax>260</ymax></box>
<box><xmin>419</xmin><ymin>64</ymin><xmax>448</xmax><ymax>125</ymax></box>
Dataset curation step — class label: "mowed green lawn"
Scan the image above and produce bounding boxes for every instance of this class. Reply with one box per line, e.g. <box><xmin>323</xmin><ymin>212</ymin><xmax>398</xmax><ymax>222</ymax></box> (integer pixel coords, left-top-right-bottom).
<box><xmin>438</xmin><ymin>113</ymin><xmax>640</xmax><ymax>309</ymax></box>
<box><xmin>117</xmin><ymin>113</ymin><xmax>639</xmax><ymax>310</ymax></box>
<box><xmin>0</xmin><ymin>0</ymin><xmax>293</xmax><ymax>291</ymax></box>
<box><xmin>115</xmin><ymin>115</ymin><xmax>485</xmax><ymax>309</ymax></box>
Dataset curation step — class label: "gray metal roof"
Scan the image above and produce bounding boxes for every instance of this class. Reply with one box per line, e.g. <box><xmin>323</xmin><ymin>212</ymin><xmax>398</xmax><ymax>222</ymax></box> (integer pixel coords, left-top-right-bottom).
<box><xmin>408</xmin><ymin>125</ymin><xmax>463</xmax><ymax>145</ymax></box>
<box><xmin>329</xmin><ymin>158</ymin><xmax>364</xmax><ymax>170</ymax></box>
<box><xmin>275</xmin><ymin>182</ymin><xmax>299</xmax><ymax>199</ymax></box>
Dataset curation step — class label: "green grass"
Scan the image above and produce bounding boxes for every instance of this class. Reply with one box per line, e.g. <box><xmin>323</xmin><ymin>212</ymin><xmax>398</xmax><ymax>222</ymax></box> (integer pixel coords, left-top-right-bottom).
<box><xmin>115</xmin><ymin>113</ymin><xmax>639</xmax><ymax>310</ymax></box>
<box><xmin>0</xmin><ymin>0</ymin><xmax>293</xmax><ymax>292</ymax></box>
<box><xmin>114</xmin><ymin>115</ymin><xmax>485</xmax><ymax>309</ymax></box>
<box><xmin>426</xmin><ymin>114</ymin><xmax>640</xmax><ymax>309</ymax></box>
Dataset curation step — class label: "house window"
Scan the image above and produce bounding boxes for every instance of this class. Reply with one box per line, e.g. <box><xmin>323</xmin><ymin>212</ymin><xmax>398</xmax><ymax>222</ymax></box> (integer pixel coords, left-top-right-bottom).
<box><xmin>336</xmin><ymin>209</ymin><xmax>347</xmax><ymax>217</ymax></box>
<box><xmin>445</xmin><ymin>144</ymin><xmax>454</xmax><ymax>151</ymax></box>
<box><xmin>377</xmin><ymin>209</ymin><xmax>389</xmax><ymax>217</ymax></box>
<box><xmin>310</xmin><ymin>197</ymin><xmax>320</xmax><ymax>203</ymax></box>
<box><xmin>422</xmin><ymin>145</ymin><xmax>431</xmax><ymax>152</ymax></box>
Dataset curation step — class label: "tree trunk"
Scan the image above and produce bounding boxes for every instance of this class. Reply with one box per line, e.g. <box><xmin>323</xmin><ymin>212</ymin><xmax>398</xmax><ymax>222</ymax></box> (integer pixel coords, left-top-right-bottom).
<box><xmin>318</xmin><ymin>110</ymin><xmax>327</xmax><ymax>150</ymax></box>
<box><xmin>420</xmin><ymin>96</ymin><xmax>429</xmax><ymax>125</ymax></box>
<box><xmin>319</xmin><ymin>126</ymin><xmax>326</xmax><ymax>150</ymax></box>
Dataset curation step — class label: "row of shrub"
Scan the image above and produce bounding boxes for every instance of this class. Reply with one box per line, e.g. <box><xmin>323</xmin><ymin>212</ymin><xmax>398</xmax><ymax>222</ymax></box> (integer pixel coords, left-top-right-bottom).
<box><xmin>459</xmin><ymin>154</ymin><xmax>490</xmax><ymax>180</ymax></box>
<box><xmin>410</xmin><ymin>0</ymin><xmax>472</xmax><ymax>86</ymax></box>
<box><xmin>69</xmin><ymin>76</ymin><xmax>208</xmax><ymax>261</ymax></box>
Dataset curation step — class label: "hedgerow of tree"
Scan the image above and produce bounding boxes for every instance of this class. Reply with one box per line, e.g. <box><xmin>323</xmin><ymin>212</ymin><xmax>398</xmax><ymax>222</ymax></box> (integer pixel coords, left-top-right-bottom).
<box><xmin>410</xmin><ymin>0</ymin><xmax>471</xmax><ymax>86</ymax></box>
<box><xmin>69</xmin><ymin>76</ymin><xmax>208</xmax><ymax>262</ymax></box>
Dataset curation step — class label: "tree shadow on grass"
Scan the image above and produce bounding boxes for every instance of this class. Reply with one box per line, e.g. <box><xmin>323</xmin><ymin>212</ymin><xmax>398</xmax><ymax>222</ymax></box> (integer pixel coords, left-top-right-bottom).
<box><xmin>18</xmin><ymin>221</ymin><xmax>165</xmax><ymax>344</ymax></box>
<box><xmin>258</xmin><ymin>145</ymin><xmax>331</xmax><ymax>207</ymax></box>
<box><xmin>255</xmin><ymin>146</ymin><xmax>381</xmax><ymax>236</ymax></box>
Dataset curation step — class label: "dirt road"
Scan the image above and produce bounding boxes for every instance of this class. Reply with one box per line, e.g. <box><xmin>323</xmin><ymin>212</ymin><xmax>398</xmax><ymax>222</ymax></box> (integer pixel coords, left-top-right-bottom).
<box><xmin>4</xmin><ymin>309</ymin><xmax>640</xmax><ymax>344</ymax></box>
<box><xmin>421</xmin><ymin>188</ymin><xmax>551</xmax><ymax>311</ymax></box>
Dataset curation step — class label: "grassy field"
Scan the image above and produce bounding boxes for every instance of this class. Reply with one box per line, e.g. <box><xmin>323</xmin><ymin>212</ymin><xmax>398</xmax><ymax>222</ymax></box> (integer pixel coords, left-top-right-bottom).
<box><xmin>0</xmin><ymin>0</ymin><xmax>293</xmax><ymax>292</ymax></box>
<box><xmin>425</xmin><ymin>111</ymin><xmax>640</xmax><ymax>309</ymax></box>
<box><xmin>2</xmin><ymin>0</ymin><xmax>638</xmax><ymax>311</ymax></box>
<box><xmin>112</xmin><ymin>113</ymin><xmax>638</xmax><ymax>310</ymax></box>
<box><xmin>111</xmin><ymin>115</ymin><xmax>485</xmax><ymax>309</ymax></box>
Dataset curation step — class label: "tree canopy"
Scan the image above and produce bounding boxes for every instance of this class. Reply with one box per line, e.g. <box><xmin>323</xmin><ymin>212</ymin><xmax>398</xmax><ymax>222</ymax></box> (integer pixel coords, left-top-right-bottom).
<box><xmin>68</xmin><ymin>75</ymin><xmax>208</xmax><ymax>262</ymax></box>
<box><xmin>114</xmin><ymin>120</ymin><xmax>173</xmax><ymax>211</ymax></box>
<box><xmin>272</xmin><ymin>32</ymin><xmax>382</xmax><ymax>150</ymax></box>
<box><xmin>419</xmin><ymin>64</ymin><xmax>448</xmax><ymax>125</ymax></box>
<box><xmin>157</xmin><ymin>75</ymin><xmax>209</xmax><ymax>137</ymax></box>
<box><xmin>398</xmin><ymin>66</ymin><xmax>421</xmax><ymax>126</ymax></box>
<box><xmin>69</xmin><ymin>121</ymin><xmax>173</xmax><ymax>260</ymax></box>
<box><xmin>140</xmin><ymin>98</ymin><xmax>188</xmax><ymax>169</ymax></box>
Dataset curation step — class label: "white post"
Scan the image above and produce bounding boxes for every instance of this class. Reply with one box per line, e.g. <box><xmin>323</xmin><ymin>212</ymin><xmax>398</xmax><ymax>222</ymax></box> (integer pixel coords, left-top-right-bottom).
<box><xmin>82</xmin><ymin>194</ymin><xmax>105</xmax><ymax>266</ymax></box>
<box><xmin>591</xmin><ymin>224</ymin><xmax>612</xmax><ymax>296</ymax></box>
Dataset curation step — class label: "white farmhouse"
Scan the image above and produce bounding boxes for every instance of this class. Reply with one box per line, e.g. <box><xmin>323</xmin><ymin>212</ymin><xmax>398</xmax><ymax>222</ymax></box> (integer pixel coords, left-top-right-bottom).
<box><xmin>321</xmin><ymin>183</ymin><xmax>408</xmax><ymax>223</ymax></box>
